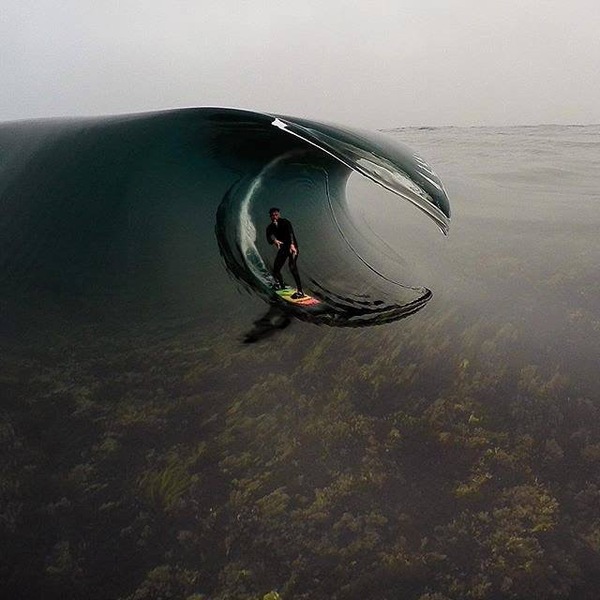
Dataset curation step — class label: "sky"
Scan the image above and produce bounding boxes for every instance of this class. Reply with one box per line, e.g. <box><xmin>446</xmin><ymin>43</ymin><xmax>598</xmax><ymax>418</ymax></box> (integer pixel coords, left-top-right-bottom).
<box><xmin>2</xmin><ymin>0</ymin><xmax>599</xmax><ymax>128</ymax></box>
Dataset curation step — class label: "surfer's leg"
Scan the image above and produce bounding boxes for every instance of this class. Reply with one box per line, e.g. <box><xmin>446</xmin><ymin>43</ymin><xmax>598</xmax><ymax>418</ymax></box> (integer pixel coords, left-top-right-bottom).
<box><xmin>273</xmin><ymin>249</ymin><xmax>287</xmax><ymax>288</ymax></box>
<box><xmin>288</xmin><ymin>253</ymin><xmax>303</xmax><ymax>293</ymax></box>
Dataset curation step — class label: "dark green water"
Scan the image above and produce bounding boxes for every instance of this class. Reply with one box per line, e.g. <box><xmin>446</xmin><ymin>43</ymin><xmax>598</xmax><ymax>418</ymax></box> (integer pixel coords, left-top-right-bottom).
<box><xmin>1</xmin><ymin>113</ymin><xmax>599</xmax><ymax>600</ymax></box>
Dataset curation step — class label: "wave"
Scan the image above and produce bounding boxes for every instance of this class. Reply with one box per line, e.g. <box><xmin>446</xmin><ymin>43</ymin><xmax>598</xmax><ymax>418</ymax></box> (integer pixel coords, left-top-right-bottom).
<box><xmin>0</xmin><ymin>108</ymin><xmax>450</xmax><ymax>331</ymax></box>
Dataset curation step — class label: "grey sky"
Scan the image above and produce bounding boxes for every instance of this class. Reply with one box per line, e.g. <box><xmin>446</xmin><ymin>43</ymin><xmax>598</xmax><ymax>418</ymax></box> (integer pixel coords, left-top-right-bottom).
<box><xmin>2</xmin><ymin>0</ymin><xmax>599</xmax><ymax>127</ymax></box>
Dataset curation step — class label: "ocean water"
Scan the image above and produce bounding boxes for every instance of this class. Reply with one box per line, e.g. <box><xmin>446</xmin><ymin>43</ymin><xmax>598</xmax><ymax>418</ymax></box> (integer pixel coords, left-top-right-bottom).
<box><xmin>1</xmin><ymin>113</ymin><xmax>599</xmax><ymax>599</ymax></box>
<box><xmin>358</xmin><ymin>124</ymin><xmax>599</xmax><ymax>367</ymax></box>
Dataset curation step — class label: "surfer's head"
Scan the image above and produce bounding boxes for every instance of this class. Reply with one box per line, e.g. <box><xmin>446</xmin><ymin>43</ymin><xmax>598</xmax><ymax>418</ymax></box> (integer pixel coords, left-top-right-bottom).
<box><xmin>269</xmin><ymin>207</ymin><xmax>280</xmax><ymax>222</ymax></box>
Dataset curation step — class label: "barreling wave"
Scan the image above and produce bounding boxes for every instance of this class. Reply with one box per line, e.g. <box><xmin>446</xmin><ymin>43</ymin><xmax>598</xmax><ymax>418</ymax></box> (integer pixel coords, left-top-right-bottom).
<box><xmin>0</xmin><ymin>108</ymin><xmax>450</xmax><ymax>330</ymax></box>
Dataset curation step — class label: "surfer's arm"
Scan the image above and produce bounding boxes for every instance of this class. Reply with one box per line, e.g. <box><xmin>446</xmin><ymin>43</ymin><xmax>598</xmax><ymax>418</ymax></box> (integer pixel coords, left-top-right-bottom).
<box><xmin>267</xmin><ymin>228</ymin><xmax>283</xmax><ymax>248</ymax></box>
<box><xmin>266</xmin><ymin>226</ymin><xmax>277</xmax><ymax>245</ymax></box>
<box><xmin>269</xmin><ymin>236</ymin><xmax>283</xmax><ymax>248</ymax></box>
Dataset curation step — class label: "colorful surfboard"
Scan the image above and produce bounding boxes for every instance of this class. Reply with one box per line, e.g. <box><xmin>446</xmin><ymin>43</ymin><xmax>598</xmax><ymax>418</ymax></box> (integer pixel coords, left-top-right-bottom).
<box><xmin>276</xmin><ymin>288</ymin><xmax>320</xmax><ymax>306</ymax></box>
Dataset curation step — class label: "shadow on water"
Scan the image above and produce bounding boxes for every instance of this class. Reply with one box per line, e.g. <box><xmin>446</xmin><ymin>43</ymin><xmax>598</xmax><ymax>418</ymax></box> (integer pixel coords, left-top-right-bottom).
<box><xmin>242</xmin><ymin>304</ymin><xmax>292</xmax><ymax>344</ymax></box>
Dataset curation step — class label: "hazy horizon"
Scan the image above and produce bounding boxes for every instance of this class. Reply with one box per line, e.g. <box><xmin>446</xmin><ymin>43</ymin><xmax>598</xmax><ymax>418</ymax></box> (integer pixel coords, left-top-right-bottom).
<box><xmin>2</xmin><ymin>0</ymin><xmax>599</xmax><ymax>128</ymax></box>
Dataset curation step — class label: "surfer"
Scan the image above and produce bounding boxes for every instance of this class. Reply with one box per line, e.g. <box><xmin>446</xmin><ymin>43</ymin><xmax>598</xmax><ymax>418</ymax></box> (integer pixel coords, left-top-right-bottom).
<box><xmin>266</xmin><ymin>207</ymin><xmax>304</xmax><ymax>299</ymax></box>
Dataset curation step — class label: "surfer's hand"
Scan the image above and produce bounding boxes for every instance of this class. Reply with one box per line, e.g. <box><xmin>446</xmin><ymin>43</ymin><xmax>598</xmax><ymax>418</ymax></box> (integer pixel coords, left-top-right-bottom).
<box><xmin>274</xmin><ymin>240</ymin><xmax>283</xmax><ymax>249</ymax></box>
<box><xmin>290</xmin><ymin>244</ymin><xmax>297</xmax><ymax>256</ymax></box>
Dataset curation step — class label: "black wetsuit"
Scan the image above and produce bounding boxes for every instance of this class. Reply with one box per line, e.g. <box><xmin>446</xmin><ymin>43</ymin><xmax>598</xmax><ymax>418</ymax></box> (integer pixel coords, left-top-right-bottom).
<box><xmin>266</xmin><ymin>218</ymin><xmax>303</xmax><ymax>292</ymax></box>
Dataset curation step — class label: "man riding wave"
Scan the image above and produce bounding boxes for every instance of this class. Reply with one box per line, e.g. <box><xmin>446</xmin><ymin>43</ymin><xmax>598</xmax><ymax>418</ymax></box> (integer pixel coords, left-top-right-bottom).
<box><xmin>266</xmin><ymin>207</ymin><xmax>304</xmax><ymax>299</ymax></box>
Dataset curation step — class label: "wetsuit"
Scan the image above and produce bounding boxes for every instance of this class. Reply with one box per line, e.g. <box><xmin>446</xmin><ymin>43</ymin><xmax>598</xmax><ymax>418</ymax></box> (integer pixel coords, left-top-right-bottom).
<box><xmin>266</xmin><ymin>218</ymin><xmax>303</xmax><ymax>292</ymax></box>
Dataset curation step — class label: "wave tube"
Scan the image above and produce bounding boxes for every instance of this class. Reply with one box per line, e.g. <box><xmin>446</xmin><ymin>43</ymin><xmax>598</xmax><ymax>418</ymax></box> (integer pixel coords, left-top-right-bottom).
<box><xmin>0</xmin><ymin>108</ymin><xmax>451</xmax><ymax>330</ymax></box>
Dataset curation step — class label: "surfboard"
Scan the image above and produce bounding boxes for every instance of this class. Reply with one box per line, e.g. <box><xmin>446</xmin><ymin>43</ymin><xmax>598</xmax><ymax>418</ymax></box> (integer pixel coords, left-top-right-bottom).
<box><xmin>276</xmin><ymin>287</ymin><xmax>320</xmax><ymax>306</ymax></box>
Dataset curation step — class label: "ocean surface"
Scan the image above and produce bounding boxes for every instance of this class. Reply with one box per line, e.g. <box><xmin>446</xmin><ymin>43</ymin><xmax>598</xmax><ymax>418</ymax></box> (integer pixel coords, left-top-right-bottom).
<box><xmin>1</xmin><ymin>112</ymin><xmax>599</xmax><ymax>600</ymax></box>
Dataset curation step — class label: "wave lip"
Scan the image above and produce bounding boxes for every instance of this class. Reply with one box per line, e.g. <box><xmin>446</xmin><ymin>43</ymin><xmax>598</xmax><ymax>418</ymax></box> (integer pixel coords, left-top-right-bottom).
<box><xmin>271</xmin><ymin>115</ymin><xmax>451</xmax><ymax>234</ymax></box>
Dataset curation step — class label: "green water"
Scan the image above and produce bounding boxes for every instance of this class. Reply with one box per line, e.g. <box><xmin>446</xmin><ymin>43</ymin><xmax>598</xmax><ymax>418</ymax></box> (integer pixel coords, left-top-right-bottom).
<box><xmin>1</xmin><ymin>114</ymin><xmax>598</xmax><ymax>599</ymax></box>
